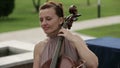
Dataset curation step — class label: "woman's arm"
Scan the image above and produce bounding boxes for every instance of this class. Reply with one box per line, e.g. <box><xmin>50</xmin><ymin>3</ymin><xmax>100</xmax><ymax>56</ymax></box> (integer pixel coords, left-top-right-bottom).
<box><xmin>58</xmin><ymin>28</ymin><xmax>98</xmax><ymax>68</ymax></box>
<box><xmin>33</xmin><ymin>41</ymin><xmax>46</xmax><ymax>68</ymax></box>
<box><xmin>71</xmin><ymin>35</ymin><xmax>98</xmax><ymax>68</ymax></box>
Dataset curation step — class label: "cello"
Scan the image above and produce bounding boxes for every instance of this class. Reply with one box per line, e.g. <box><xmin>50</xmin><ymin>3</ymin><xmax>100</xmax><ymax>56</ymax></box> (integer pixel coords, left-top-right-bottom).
<box><xmin>41</xmin><ymin>5</ymin><xmax>84</xmax><ymax>68</ymax></box>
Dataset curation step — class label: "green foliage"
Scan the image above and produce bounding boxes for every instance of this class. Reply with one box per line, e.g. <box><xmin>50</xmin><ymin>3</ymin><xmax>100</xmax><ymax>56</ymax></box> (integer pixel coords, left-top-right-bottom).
<box><xmin>0</xmin><ymin>0</ymin><xmax>15</xmax><ymax>18</ymax></box>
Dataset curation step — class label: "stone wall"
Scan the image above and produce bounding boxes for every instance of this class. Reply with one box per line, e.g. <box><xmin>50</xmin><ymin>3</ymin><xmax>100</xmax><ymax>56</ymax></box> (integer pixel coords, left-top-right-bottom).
<box><xmin>0</xmin><ymin>40</ymin><xmax>34</xmax><ymax>68</ymax></box>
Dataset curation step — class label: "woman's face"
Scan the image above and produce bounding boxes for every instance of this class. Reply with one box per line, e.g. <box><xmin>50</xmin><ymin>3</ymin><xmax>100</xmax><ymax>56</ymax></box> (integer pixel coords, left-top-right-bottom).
<box><xmin>39</xmin><ymin>7</ymin><xmax>63</xmax><ymax>36</ymax></box>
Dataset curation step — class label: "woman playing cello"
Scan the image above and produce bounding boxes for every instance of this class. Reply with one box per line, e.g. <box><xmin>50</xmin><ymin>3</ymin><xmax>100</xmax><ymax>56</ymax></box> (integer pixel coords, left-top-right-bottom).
<box><xmin>33</xmin><ymin>1</ymin><xmax>98</xmax><ymax>68</ymax></box>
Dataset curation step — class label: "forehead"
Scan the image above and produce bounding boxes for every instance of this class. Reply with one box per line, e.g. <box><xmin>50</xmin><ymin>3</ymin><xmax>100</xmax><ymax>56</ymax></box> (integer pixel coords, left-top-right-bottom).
<box><xmin>39</xmin><ymin>7</ymin><xmax>57</xmax><ymax>17</ymax></box>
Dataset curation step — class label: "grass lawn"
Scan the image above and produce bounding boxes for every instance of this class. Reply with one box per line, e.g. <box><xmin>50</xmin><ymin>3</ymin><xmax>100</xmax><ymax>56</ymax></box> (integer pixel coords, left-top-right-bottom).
<box><xmin>0</xmin><ymin>0</ymin><xmax>120</xmax><ymax>33</ymax></box>
<box><xmin>76</xmin><ymin>23</ymin><xmax>120</xmax><ymax>38</ymax></box>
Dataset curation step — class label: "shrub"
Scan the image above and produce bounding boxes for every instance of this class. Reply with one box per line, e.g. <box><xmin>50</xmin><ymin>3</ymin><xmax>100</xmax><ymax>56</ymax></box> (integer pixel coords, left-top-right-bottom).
<box><xmin>0</xmin><ymin>0</ymin><xmax>15</xmax><ymax>18</ymax></box>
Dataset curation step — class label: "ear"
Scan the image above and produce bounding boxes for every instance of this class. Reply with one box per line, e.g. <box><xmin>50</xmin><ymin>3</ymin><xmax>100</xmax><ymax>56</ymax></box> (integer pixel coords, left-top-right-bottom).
<box><xmin>59</xmin><ymin>17</ymin><xmax>64</xmax><ymax>25</ymax></box>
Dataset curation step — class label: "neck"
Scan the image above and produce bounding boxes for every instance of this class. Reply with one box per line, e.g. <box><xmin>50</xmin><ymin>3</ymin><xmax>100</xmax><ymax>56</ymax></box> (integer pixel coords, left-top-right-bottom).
<box><xmin>47</xmin><ymin>29</ymin><xmax>60</xmax><ymax>38</ymax></box>
<box><xmin>47</xmin><ymin>33</ymin><xmax>57</xmax><ymax>38</ymax></box>
<box><xmin>47</xmin><ymin>24</ymin><xmax>62</xmax><ymax>38</ymax></box>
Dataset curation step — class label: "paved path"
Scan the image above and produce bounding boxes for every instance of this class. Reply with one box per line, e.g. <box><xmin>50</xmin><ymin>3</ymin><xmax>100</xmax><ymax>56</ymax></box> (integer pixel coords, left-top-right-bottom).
<box><xmin>0</xmin><ymin>15</ymin><xmax>120</xmax><ymax>44</ymax></box>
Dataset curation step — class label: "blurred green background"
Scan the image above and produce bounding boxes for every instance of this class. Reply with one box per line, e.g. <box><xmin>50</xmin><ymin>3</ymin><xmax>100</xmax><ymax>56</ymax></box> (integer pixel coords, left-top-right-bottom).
<box><xmin>0</xmin><ymin>0</ymin><xmax>120</xmax><ymax>37</ymax></box>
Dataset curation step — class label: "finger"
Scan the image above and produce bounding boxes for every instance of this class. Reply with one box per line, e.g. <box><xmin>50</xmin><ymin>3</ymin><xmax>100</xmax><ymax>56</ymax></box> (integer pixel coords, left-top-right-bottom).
<box><xmin>57</xmin><ymin>33</ymin><xmax>64</xmax><ymax>37</ymax></box>
<box><xmin>59</xmin><ymin>28</ymin><xmax>67</xmax><ymax>33</ymax></box>
<box><xmin>58</xmin><ymin>28</ymin><xmax>66</xmax><ymax>34</ymax></box>
<box><xmin>58</xmin><ymin>29</ymin><xmax>65</xmax><ymax>37</ymax></box>
<box><xmin>58</xmin><ymin>30</ymin><xmax>64</xmax><ymax>35</ymax></box>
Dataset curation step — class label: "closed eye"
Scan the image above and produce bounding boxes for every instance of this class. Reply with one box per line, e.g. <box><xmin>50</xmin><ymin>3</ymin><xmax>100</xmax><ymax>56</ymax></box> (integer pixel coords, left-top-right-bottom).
<box><xmin>46</xmin><ymin>17</ymin><xmax>52</xmax><ymax>21</ymax></box>
<box><xmin>40</xmin><ymin>18</ymin><xmax>43</xmax><ymax>22</ymax></box>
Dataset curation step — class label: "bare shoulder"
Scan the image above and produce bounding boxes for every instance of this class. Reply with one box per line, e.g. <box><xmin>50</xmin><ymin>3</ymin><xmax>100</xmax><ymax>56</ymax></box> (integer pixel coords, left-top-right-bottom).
<box><xmin>72</xmin><ymin>33</ymin><xmax>88</xmax><ymax>46</ymax></box>
<box><xmin>71</xmin><ymin>33</ymin><xmax>83</xmax><ymax>41</ymax></box>
<box><xmin>33</xmin><ymin>39</ymin><xmax>48</xmax><ymax>68</ymax></box>
<box><xmin>34</xmin><ymin>39</ymin><xmax>48</xmax><ymax>56</ymax></box>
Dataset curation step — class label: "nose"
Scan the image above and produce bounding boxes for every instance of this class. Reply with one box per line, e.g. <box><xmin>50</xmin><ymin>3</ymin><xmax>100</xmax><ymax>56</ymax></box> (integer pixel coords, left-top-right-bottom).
<box><xmin>41</xmin><ymin>19</ymin><xmax>47</xmax><ymax>26</ymax></box>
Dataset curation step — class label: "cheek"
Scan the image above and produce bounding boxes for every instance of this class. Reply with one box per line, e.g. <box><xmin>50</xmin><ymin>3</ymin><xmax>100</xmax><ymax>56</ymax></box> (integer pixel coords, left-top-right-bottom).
<box><xmin>50</xmin><ymin>21</ymin><xmax>60</xmax><ymax>29</ymax></box>
<box><xmin>53</xmin><ymin>22</ymin><xmax>60</xmax><ymax>29</ymax></box>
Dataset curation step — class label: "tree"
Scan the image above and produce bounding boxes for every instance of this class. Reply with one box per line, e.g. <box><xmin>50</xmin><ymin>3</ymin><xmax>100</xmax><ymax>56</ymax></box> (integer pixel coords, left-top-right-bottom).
<box><xmin>46</xmin><ymin>0</ymin><xmax>49</xmax><ymax>2</ymax></box>
<box><xmin>32</xmin><ymin>0</ymin><xmax>50</xmax><ymax>12</ymax></box>
<box><xmin>87</xmin><ymin>0</ymin><xmax>90</xmax><ymax>6</ymax></box>
<box><xmin>0</xmin><ymin>0</ymin><xmax>15</xmax><ymax>18</ymax></box>
<box><xmin>32</xmin><ymin>0</ymin><xmax>41</xmax><ymax>12</ymax></box>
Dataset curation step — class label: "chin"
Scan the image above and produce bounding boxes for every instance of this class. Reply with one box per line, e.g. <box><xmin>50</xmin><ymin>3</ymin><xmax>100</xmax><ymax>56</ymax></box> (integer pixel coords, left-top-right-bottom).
<box><xmin>44</xmin><ymin>30</ymin><xmax>51</xmax><ymax>34</ymax></box>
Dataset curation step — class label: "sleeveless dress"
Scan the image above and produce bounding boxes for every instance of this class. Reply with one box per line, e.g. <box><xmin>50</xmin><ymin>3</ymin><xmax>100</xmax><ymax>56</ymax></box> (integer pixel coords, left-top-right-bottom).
<box><xmin>39</xmin><ymin>36</ymin><xmax>85</xmax><ymax>68</ymax></box>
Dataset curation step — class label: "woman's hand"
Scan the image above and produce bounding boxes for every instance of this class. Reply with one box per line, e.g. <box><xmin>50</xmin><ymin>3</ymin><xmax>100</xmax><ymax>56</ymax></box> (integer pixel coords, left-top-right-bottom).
<box><xmin>57</xmin><ymin>28</ymin><xmax>84</xmax><ymax>43</ymax></box>
<box><xmin>57</xmin><ymin>28</ymin><xmax>74</xmax><ymax>41</ymax></box>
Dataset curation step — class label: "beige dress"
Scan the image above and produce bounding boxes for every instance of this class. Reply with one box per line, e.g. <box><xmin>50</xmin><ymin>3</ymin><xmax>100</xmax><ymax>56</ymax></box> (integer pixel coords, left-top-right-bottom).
<box><xmin>39</xmin><ymin>36</ymin><xmax>85</xmax><ymax>68</ymax></box>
